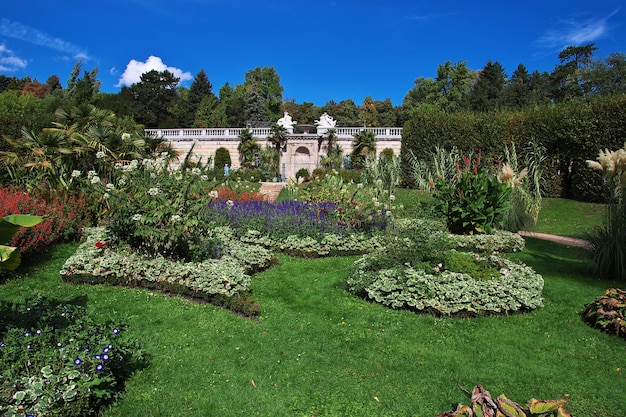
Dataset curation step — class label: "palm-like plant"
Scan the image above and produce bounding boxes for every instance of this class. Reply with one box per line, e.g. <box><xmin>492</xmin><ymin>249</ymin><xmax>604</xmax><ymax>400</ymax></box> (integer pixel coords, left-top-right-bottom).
<box><xmin>351</xmin><ymin>130</ymin><xmax>376</xmax><ymax>169</ymax></box>
<box><xmin>237</xmin><ymin>128</ymin><xmax>260</xmax><ymax>168</ymax></box>
<box><xmin>1</xmin><ymin>104</ymin><xmax>158</xmax><ymax>190</ymax></box>
<box><xmin>268</xmin><ymin>123</ymin><xmax>288</xmax><ymax>153</ymax></box>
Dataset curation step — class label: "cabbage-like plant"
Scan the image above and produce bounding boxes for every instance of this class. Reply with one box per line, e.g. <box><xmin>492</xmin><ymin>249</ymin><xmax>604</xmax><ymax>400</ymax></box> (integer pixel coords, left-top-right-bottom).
<box><xmin>0</xmin><ymin>214</ymin><xmax>44</xmax><ymax>270</ymax></box>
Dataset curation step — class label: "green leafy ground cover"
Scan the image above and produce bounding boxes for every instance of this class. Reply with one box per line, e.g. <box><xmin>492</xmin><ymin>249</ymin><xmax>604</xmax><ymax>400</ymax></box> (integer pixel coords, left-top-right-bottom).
<box><xmin>1</xmin><ymin>213</ymin><xmax>625</xmax><ymax>416</ymax></box>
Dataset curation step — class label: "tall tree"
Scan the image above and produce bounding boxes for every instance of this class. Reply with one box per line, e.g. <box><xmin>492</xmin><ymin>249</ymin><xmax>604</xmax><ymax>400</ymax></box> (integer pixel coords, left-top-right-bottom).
<box><xmin>550</xmin><ymin>43</ymin><xmax>598</xmax><ymax>102</ymax></box>
<box><xmin>66</xmin><ymin>61</ymin><xmax>100</xmax><ymax>106</ymax></box>
<box><xmin>469</xmin><ymin>60</ymin><xmax>506</xmax><ymax>112</ymax></box>
<box><xmin>188</xmin><ymin>69</ymin><xmax>215</xmax><ymax>125</ymax></box>
<box><xmin>243</xmin><ymin>67</ymin><xmax>284</xmax><ymax>121</ymax></box>
<box><xmin>583</xmin><ymin>52</ymin><xmax>626</xmax><ymax>95</ymax></box>
<box><xmin>501</xmin><ymin>64</ymin><xmax>532</xmax><ymax>110</ymax></box>
<box><xmin>244</xmin><ymin>88</ymin><xmax>267</xmax><ymax>127</ymax></box>
<box><xmin>359</xmin><ymin>96</ymin><xmax>379</xmax><ymax>127</ymax></box>
<box><xmin>428</xmin><ymin>61</ymin><xmax>475</xmax><ymax>112</ymax></box>
<box><xmin>374</xmin><ymin>98</ymin><xmax>397</xmax><ymax>126</ymax></box>
<box><xmin>130</xmin><ymin>69</ymin><xmax>180</xmax><ymax>127</ymax></box>
<box><xmin>333</xmin><ymin>99</ymin><xmax>359</xmax><ymax>124</ymax></box>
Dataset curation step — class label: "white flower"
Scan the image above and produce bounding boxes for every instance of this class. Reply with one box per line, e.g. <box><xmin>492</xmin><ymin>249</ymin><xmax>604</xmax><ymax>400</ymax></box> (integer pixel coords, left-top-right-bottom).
<box><xmin>209</xmin><ymin>190</ymin><xmax>219</xmax><ymax>199</ymax></box>
<box><xmin>201</xmin><ymin>175</ymin><xmax>208</xmax><ymax>181</ymax></box>
<box><xmin>87</xmin><ymin>170</ymin><xmax>97</xmax><ymax>179</ymax></box>
<box><xmin>171</xmin><ymin>214</ymin><xmax>182</xmax><ymax>222</ymax></box>
<box><xmin>118</xmin><ymin>177</ymin><xmax>126</xmax><ymax>186</ymax></box>
<box><xmin>103</xmin><ymin>193</ymin><xmax>110</xmax><ymax>199</ymax></box>
<box><xmin>389</xmin><ymin>194</ymin><xmax>396</xmax><ymax>201</ymax></box>
<box><xmin>106</xmin><ymin>183</ymin><xmax>115</xmax><ymax>190</ymax></box>
<box><xmin>191</xmin><ymin>167</ymin><xmax>201</xmax><ymax>176</ymax></box>
<box><xmin>121</xmin><ymin>133</ymin><xmax>131</xmax><ymax>140</ymax></box>
<box><xmin>132</xmin><ymin>214</ymin><xmax>142</xmax><ymax>221</ymax></box>
<box><xmin>71</xmin><ymin>170</ymin><xmax>81</xmax><ymax>178</ymax></box>
<box><xmin>226</xmin><ymin>200</ymin><xmax>234</xmax><ymax>209</ymax></box>
<box><xmin>148</xmin><ymin>187</ymin><xmax>160</xmax><ymax>196</ymax></box>
<box><xmin>90</xmin><ymin>176</ymin><xmax>101</xmax><ymax>184</ymax></box>
<box><xmin>96</xmin><ymin>151</ymin><xmax>106</xmax><ymax>159</ymax></box>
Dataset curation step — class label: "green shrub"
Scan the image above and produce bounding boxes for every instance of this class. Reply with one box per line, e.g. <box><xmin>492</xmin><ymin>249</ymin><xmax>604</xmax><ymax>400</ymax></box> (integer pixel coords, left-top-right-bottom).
<box><xmin>102</xmin><ymin>152</ymin><xmax>222</xmax><ymax>262</ymax></box>
<box><xmin>295</xmin><ymin>168</ymin><xmax>310</xmax><ymax>179</ymax></box>
<box><xmin>582</xmin><ymin>288</ymin><xmax>626</xmax><ymax>339</ymax></box>
<box><xmin>214</xmin><ymin>147</ymin><xmax>231</xmax><ymax>172</ymax></box>
<box><xmin>433</xmin><ymin>154</ymin><xmax>511</xmax><ymax>234</ymax></box>
<box><xmin>0</xmin><ymin>296</ymin><xmax>145</xmax><ymax>417</ymax></box>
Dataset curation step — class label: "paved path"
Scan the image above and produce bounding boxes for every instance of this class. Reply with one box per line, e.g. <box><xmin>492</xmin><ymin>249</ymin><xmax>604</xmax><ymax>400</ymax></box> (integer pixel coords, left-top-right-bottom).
<box><xmin>519</xmin><ymin>231</ymin><xmax>592</xmax><ymax>249</ymax></box>
<box><xmin>258</xmin><ymin>182</ymin><xmax>286</xmax><ymax>202</ymax></box>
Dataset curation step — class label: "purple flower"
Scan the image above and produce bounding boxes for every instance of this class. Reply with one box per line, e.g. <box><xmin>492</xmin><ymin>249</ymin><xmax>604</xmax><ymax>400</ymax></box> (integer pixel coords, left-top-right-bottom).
<box><xmin>113</xmin><ymin>328</ymin><xmax>120</xmax><ymax>335</ymax></box>
<box><xmin>102</xmin><ymin>354</ymin><xmax>110</xmax><ymax>361</ymax></box>
<box><xmin>95</xmin><ymin>363</ymin><xmax>104</xmax><ymax>372</ymax></box>
<box><xmin>74</xmin><ymin>358</ymin><xmax>83</xmax><ymax>366</ymax></box>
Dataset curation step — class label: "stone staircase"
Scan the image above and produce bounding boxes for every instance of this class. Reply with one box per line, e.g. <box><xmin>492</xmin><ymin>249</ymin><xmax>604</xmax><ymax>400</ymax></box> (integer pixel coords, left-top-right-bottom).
<box><xmin>258</xmin><ymin>182</ymin><xmax>286</xmax><ymax>202</ymax></box>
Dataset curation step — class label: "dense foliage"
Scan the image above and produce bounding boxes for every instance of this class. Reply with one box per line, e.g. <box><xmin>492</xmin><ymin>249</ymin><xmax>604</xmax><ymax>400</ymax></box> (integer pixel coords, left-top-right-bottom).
<box><xmin>401</xmin><ymin>95</ymin><xmax>626</xmax><ymax>201</ymax></box>
<box><xmin>0</xmin><ymin>188</ymin><xmax>90</xmax><ymax>256</ymax></box>
<box><xmin>582</xmin><ymin>288</ymin><xmax>626</xmax><ymax>339</ymax></box>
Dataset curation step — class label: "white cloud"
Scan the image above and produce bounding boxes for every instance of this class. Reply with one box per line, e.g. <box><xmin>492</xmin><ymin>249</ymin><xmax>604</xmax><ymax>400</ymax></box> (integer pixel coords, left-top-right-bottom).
<box><xmin>0</xmin><ymin>18</ymin><xmax>91</xmax><ymax>60</ymax></box>
<box><xmin>536</xmin><ymin>10</ymin><xmax>618</xmax><ymax>50</ymax></box>
<box><xmin>116</xmin><ymin>56</ymin><xmax>193</xmax><ymax>87</ymax></box>
<box><xmin>0</xmin><ymin>43</ymin><xmax>27</xmax><ymax>72</ymax></box>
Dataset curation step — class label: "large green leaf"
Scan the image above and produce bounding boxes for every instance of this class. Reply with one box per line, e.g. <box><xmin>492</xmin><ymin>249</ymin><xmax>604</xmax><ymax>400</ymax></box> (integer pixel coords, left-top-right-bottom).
<box><xmin>0</xmin><ymin>244</ymin><xmax>21</xmax><ymax>270</ymax></box>
<box><xmin>0</xmin><ymin>215</ymin><xmax>45</xmax><ymax>244</ymax></box>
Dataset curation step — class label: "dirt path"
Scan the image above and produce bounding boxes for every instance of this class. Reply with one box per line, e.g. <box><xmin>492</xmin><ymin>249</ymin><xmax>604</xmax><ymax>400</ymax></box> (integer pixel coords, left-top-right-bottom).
<box><xmin>518</xmin><ymin>231</ymin><xmax>592</xmax><ymax>249</ymax></box>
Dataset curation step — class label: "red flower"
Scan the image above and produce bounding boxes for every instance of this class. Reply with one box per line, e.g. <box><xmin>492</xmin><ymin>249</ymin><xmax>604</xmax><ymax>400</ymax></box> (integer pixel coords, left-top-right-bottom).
<box><xmin>95</xmin><ymin>241</ymin><xmax>107</xmax><ymax>249</ymax></box>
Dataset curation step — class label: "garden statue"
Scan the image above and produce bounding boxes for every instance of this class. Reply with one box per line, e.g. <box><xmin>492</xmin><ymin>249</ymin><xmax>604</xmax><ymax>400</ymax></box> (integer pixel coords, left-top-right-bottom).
<box><xmin>277</xmin><ymin>112</ymin><xmax>297</xmax><ymax>133</ymax></box>
<box><xmin>315</xmin><ymin>112</ymin><xmax>337</xmax><ymax>134</ymax></box>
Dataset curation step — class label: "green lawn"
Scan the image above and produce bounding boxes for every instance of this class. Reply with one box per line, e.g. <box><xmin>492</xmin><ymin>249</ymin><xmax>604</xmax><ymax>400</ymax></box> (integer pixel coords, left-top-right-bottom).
<box><xmin>2</xmin><ymin>225</ymin><xmax>625</xmax><ymax>416</ymax></box>
<box><xmin>532</xmin><ymin>197</ymin><xmax>606</xmax><ymax>238</ymax></box>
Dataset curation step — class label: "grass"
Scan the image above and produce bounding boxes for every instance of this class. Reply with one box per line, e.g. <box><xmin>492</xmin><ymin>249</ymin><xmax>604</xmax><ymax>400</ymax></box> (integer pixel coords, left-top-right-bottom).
<box><xmin>531</xmin><ymin>198</ymin><xmax>606</xmax><ymax>238</ymax></box>
<box><xmin>1</xmin><ymin>199</ymin><xmax>625</xmax><ymax>416</ymax></box>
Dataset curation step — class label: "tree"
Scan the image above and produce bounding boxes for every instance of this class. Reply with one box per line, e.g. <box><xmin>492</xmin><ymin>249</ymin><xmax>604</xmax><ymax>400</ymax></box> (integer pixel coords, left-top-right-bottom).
<box><xmin>469</xmin><ymin>60</ymin><xmax>506</xmax><ymax>112</ymax></box>
<box><xmin>244</xmin><ymin>88</ymin><xmax>267</xmax><ymax>127</ymax></box>
<box><xmin>46</xmin><ymin>75</ymin><xmax>62</xmax><ymax>94</ymax></box>
<box><xmin>359</xmin><ymin>96</ymin><xmax>379</xmax><ymax>127</ymax></box>
<box><xmin>22</xmin><ymin>80</ymin><xmax>50</xmax><ymax>99</ymax></box>
<box><xmin>403</xmin><ymin>77</ymin><xmax>437</xmax><ymax>108</ymax></box>
<box><xmin>374</xmin><ymin>98</ymin><xmax>397</xmax><ymax>126</ymax></box>
<box><xmin>237</xmin><ymin>128</ymin><xmax>260</xmax><ymax>168</ymax></box>
<box><xmin>501</xmin><ymin>64</ymin><xmax>532</xmax><ymax>110</ymax></box>
<box><xmin>130</xmin><ymin>69</ymin><xmax>180</xmax><ymax>127</ymax></box>
<box><xmin>550</xmin><ymin>43</ymin><xmax>598</xmax><ymax>102</ymax></box>
<box><xmin>66</xmin><ymin>61</ymin><xmax>100</xmax><ymax>106</ymax></box>
<box><xmin>351</xmin><ymin>130</ymin><xmax>376</xmax><ymax>169</ymax></box>
<box><xmin>243</xmin><ymin>66</ymin><xmax>284</xmax><ymax>121</ymax></box>
<box><xmin>429</xmin><ymin>61</ymin><xmax>475</xmax><ymax>112</ymax></box>
<box><xmin>268</xmin><ymin>123</ymin><xmax>289</xmax><ymax>153</ymax></box>
<box><xmin>188</xmin><ymin>69</ymin><xmax>216</xmax><ymax>125</ymax></box>
<box><xmin>333</xmin><ymin>99</ymin><xmax>359</xmax><ymax>124</ymax></box>
<box><xmin>583</xmin><ymin>52</ymin><xmax>626</xmax><ymax>96</ymax></box>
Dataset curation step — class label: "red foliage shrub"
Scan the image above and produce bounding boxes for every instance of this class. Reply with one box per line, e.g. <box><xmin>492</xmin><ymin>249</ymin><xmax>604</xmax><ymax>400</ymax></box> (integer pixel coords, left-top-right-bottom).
<box><xmin>212</xmin><ymin>186</ymin><xmax>264</xmax><ymax>203</ymax></box>
<box><xmin>0</xmin><ymin>188</ymin><xmax>91</xmax><ymax>256</ymax></box>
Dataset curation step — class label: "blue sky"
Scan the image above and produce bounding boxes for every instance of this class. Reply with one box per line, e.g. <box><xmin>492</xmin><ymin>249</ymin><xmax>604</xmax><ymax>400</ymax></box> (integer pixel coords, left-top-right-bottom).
<box><xmin>1</xmin><ymin>0</ymin><xmax>624</xmax><ymax>106</ymax></box>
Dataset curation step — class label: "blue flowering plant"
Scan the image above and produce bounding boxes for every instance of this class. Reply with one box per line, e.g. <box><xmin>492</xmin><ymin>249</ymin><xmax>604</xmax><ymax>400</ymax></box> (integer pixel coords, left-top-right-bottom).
<box><xmin>0</xmin><ymin>296</ymin><xmax>145</xmax><ymax>417</ymax></box>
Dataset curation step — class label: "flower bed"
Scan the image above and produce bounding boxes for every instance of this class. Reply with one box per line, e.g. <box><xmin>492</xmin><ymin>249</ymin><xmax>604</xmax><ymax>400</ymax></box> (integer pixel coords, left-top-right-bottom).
<box><xmin>61</xmin><ymin>228</ymin><xmax>277</xmax><ymax>315</ymax></box>
<box><xmin>0</xmin><ymin>296</ymin><xmax>144</xmax><ymax>417</ymax></box>
<box><xmin>348</xmin><ymin>252</ymin><xmax>544</xmax><ymax>316</ymax></box>
<box><xmin>346</xmin><ymin>219</ymin><xmax>542</xmax><ymax>316</ymax></box>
